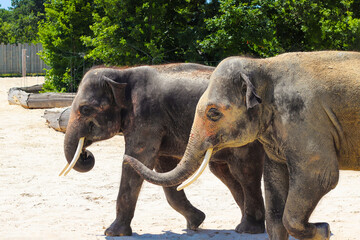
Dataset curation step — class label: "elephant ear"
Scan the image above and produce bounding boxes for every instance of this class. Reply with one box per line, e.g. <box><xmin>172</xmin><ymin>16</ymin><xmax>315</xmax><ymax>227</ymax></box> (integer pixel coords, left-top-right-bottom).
<box><xmin>103</xmin><ymin>76</ymin><xmax>127</xmax><ymax>108</ymax></box>
<box><xmin>240</xmin><ymin>72</ymin><xmax>262</xmax><ymax>109</ymax></box>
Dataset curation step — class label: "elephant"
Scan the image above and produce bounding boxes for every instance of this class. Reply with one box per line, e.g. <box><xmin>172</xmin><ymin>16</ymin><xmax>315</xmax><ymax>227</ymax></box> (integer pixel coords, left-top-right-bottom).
<box><xmin>125</xmin><ymin>51</ymin><xmax>360</xmax><ymax>240</ymax></box>
<box><xmin>60</xmin><ymin>63</ymin><xmax>266</xmax><ymax>236</ymax></box>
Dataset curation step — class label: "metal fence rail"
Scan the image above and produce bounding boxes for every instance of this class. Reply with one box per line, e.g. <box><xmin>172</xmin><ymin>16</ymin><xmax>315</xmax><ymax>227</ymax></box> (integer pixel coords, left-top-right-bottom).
<box><xmin>0</xmin><ymin>43</ymin><xmax>49</xmax><ymax>74</ymax></box>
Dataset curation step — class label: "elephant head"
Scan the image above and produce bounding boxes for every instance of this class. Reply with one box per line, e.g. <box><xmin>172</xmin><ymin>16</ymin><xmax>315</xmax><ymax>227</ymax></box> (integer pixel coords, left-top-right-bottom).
<box><xmin>125</xmin><ymin>57</ymin><xmax>264</xmax><ymax>189</ymax></box>
<box><xmin>60</xmin><ymin>68</ymin><xmax>128</xmax><ymax>175</ymax></box>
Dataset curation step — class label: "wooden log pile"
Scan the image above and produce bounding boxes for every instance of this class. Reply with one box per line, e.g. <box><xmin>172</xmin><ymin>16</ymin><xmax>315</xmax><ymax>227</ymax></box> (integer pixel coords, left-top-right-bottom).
<box><xmin>7</xmin><ymin>84</ymin><xmax>75</xmax><ymax>132</ymax></box>
<box><xmin>8</xmin><ymin>85</ymin><xmax>75</xmax><ymax>109</ymax></box>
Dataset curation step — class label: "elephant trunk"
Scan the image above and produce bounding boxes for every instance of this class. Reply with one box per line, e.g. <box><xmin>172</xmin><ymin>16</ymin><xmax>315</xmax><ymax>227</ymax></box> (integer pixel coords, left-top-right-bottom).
<box><xmin>62</xmin><ymin>114</ymin><xmax>95</xmax><ymax>174</ymax></box>
<box><xmin>125</xmin><ymin>125</ymin><xmax>213</xmax><ymax>188</ymax></box>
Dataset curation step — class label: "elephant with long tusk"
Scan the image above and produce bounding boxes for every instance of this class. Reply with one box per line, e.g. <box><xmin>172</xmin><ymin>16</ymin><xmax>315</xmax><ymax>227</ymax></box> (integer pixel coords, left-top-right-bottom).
<box><xmin>60</xmin><ymin>63</ymin><xmax>266</xmax><ymax>236</ymax></box>
<box><xmin>125</xmin><ymin>51</ymin><xmax>360</xmax><ymax>240</ymax></box>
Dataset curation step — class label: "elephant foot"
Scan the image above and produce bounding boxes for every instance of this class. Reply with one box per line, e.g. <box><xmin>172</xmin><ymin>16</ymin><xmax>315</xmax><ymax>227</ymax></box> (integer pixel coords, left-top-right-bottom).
<box><xmin>105</xmin><ymin>220</ymin><xmax>132</xmax><ymax>236</ymax></box>
<box><xmin>235</xmin><ymin>216</ymin><xmax>265</xmax><ymax>234</ymax></box>
<box><xmin>186</xmin><ymin>210</ymin><xmax>206</xmax><ymax>230</ymax></box>
<box><xmin>303</xmin><ymin>223</ymin><xmax>330</xmax><ymax>240</ymax></box>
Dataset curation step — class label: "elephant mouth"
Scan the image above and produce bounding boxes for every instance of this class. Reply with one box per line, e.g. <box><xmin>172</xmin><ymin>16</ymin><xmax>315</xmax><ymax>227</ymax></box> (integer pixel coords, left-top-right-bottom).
<box><xmin>84</xmin><ymin>139</ymin><xmax>93</xmax><ymax>148</ymax></box>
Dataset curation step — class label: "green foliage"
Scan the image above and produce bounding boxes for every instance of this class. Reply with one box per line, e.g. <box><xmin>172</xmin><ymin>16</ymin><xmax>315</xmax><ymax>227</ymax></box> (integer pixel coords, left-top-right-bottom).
<box><xmin>0</xmin><ymin>17</ymin><xmax>14</xmax><ymax>43</ymax></box>
<box><xmin>82</xmin><ymin>0</ymin><xmax>215</xmax><ymax>66</ymax></box>
<box><xmin>200</xmin><ymin>0</ymin><xmax>360</xmax><ymax>61</ymax></box>
<box><xmin>0</xmin><ymin>0</ymin><xmax>45</xmax><ymax>44</ymax></box>
<box><xmin>38</xmin><ymin>0</ymin><xmax>95</xmax><ymax>92</ymax></box>
<box><xmin>266</xmin><ymin>0</ymin><xmax>360</xmax><ymax>51</ymax></box>
<box><xmin>0</xmin><ymin>8</ymin><xmax>14</xmax><ymax>43</ymax></box>
<box><xmin>10</xmin><ymin>0</ymin><xmax>46</xmax><ymax>43</ymax></box>
<box><xmin>200</xmin><ymin>0</ymin><xmax>281</xmax><ymax>59</ymax></box>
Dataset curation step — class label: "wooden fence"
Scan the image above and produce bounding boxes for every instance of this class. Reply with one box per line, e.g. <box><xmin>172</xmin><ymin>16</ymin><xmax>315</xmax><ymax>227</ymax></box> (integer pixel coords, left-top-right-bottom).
<box><xmin>0</xmin><ymin>43</ymin><xmax>49</xmax><ymax>74</ymax></box>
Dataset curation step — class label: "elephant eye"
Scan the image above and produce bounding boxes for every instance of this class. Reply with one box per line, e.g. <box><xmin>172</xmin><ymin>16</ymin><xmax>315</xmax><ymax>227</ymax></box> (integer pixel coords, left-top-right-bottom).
<box><xmin>80</xmin><ymin>105</ymin><xmax>94</xmax><ymax>116</ymax></box>
<box><xmin>206</xmin><ymin>108</ymin><xmax>223</xmax><ymax>122</ymax></box>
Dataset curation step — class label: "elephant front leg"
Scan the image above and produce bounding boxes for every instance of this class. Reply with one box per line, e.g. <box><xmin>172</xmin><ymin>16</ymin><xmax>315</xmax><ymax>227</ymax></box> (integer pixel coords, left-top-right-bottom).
<box><xmin>156</xmin><ymin>156</ymin><xmax>205</xmax><ymax>230</ymax></box>
<box><xmin>105</xmin><ymin>131</ymin><xmax>162</xmax><ymax>236</ymax></box>
<box><xmin>105</xmin><ymin>161</ymin><xmax>146</xmax><ymax>236</ymax></box>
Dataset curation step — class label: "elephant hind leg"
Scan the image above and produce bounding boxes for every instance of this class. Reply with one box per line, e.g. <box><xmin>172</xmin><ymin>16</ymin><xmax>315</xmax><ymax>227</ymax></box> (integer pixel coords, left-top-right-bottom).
<box><xmin>155</xmin><ymin>156</ymin><xmax>205</xmax><ymax>230</ymax></box>
<box><xmin>282</xmin><ymin>187</ymin><xmax>332</xmax><ymax>240</ymax></box>
<box><xmin>282</xmin><ymin>154</ymin><xmax>338</xmax><ymax>239</ymax></box>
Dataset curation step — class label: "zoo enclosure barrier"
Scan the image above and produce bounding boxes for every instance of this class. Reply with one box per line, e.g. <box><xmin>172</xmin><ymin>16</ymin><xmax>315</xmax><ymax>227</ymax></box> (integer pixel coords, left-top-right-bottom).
<box><xmin>0</xmin><ymin>43</ymin><xmax>49</xmax><ymax>75</ymax></box>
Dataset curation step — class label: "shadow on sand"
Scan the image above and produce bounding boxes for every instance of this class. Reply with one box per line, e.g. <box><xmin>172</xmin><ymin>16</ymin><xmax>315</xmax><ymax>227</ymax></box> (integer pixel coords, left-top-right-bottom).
<box><xmin>103</xmin><ymin>229</ymin><xmax>270</xmax><ymax>240</ymax></box>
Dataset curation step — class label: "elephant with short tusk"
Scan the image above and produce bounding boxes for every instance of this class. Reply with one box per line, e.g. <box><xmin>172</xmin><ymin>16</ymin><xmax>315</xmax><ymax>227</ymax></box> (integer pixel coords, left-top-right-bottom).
<box><xmin>125</xmin><ymin>51</ymin><xmax>360</xmax><ymax>240</ymax></box>
<box><xmin>60</xmin><ymin>63</ymin><xmax>266</xmax><ymax>236</ymax></box>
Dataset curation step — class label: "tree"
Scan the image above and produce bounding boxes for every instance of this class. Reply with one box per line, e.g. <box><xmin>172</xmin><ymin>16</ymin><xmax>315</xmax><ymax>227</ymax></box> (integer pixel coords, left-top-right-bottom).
<box><xmin>266</xmin><ymin>0</ymin><xmax>360</xmax><ymax>51</ymax></box>
<box><xmin>0</xmin><ymin>8</ymin><xmax>14</xmax><ymax>43</ymax></box>
<box><xmin>10</xmin><ymin>0</ymin><xmax>46</xmax><ymax>43</ymax></box>
<box><xmin>199</xmin><ymin>0</ymin><xmax>281</xmax><ymax>61</ymax></box>
<box><xmin>82</xmin><ymin>0</ymin><xmax>217</xmax><ymax>66</ymax></box>
<box><xmin>199</xmin><ymin>0</ymin><xmax>360</xmax><ymax>62</ymax></box>
<box><xmin>0</xmin><ymin>0</ymin><xmax>46</xmax><ymax>43</ymax></box>
<box><xmin>38</xmin><ymin>0</ymin><xmax>95</xmax><ymax>92</ymax></box>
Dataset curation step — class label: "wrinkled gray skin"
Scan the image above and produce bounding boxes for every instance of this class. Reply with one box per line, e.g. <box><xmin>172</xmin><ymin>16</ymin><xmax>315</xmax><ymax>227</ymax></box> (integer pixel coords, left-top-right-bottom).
<box><xmin>63</xmin><ymin>63</ymin><xmax>266</xmax><ymax>236</ymax></box>
<box><xmin>126</xmin><ymin>51</ymin><xmax>360</xmax><ymax>240</ymax></box>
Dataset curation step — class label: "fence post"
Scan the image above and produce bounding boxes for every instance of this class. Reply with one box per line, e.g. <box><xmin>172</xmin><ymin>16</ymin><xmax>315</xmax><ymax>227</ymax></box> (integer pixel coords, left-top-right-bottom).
<box><xmin>22</xmin><ymin>49</ymin><xmax>27</xmax><ymax>86</ymax></box>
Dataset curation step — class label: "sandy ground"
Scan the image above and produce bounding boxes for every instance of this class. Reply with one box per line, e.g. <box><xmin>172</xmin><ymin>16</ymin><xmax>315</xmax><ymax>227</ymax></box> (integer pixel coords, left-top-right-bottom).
<box><xmin>0</xmin><ymin>77</ymin><xmax>360</xmax><ymax>240</ymax></box>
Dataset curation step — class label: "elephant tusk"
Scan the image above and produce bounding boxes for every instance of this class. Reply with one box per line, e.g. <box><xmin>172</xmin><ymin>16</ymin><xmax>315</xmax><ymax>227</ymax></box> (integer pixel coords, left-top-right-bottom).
<box><xmin>177</xmin><ymin>148</ymin><xmax>213</xmax><ymax>191</ymax></box>
<box><xmin>59</xmin><ymin>137</ymin><xmax>85</xmax><ymax>176</ymax></box>
<box><xmin>58</xmin><ymin>163</ymin><xmax>69</xmax><ymax>176</ymax></box>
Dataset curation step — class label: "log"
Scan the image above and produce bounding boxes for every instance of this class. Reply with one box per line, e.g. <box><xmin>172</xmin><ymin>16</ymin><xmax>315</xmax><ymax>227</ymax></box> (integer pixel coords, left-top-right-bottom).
<box><xmin>8</xmin><ymin>86</ymin><xmax>75</xmax><ymax>109</ymax></box>
<box><xmin>26</xmin><ymin>92</ymin><xmax>75</xmax><ymax>109</ymax></box>
<box><xmin>43</xmin><ymin>107</ymin><xmax>71</xmax><ymax>133</ymax></box>
<box><xmin>8</xmin><ymin>88</ymin><xmax>30</xmax><ymax>107</ymax></box>
<box><xmin>19</xmin><ymin>84</ymin><xmax>44</xmax><ymax>93</ymax></box>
